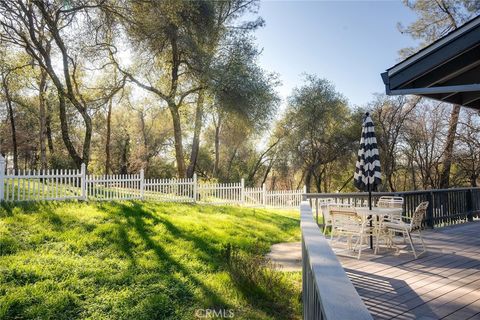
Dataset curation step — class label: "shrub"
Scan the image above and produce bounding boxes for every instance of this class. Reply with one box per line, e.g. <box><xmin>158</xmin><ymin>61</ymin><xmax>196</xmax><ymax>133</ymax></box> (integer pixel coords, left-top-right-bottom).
<box><xmin>226</xmin><ymin>244</ymin><xmax>300</xmax><ymax>319</ymax></box>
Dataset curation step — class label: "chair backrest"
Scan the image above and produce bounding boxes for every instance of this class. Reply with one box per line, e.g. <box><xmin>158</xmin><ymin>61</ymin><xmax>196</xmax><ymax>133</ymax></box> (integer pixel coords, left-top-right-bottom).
<box><xmin>410</xmin><ymin>202</ymin><xmax>429</xmax><ymax>230</ymax></box>
<box><xmin>330</xmin><ymin>207</ymin><xmax>361</xmax><ymax>229</ymax></box>
<box><xmin>321</xmin><ymin>199</ymin><xmax>353</xmax><ymax>219</ymax></box>
<box><xmin>377</xmin><ymin>196</ymin><xmax>404</xmax><ymax>209</ymax></box>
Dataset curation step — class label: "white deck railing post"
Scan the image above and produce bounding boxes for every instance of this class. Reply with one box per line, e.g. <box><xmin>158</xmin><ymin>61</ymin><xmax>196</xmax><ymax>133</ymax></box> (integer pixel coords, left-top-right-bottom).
<box><xmin>140</xmin><ymin>168</ymin><xmax>145</xmax><ymax>200</ymax></box>
<box><xmin>0</xmin><ymin>154</ymin><xmax>5</xmax><ymax>202</ymax></box>
<box><xmin>241</xmin><ymin>178</ymin><xmax>245</xmax><ymax>204</ymax></box>
<box><xmin>193</xmin><ymin>173</ymin><xmax>197</xmax><ymax>203</ymax></box>
<box><xmin>80</xmin><ymin>163</ymin><xmax>86</xmax><ymax>201</ymax></box>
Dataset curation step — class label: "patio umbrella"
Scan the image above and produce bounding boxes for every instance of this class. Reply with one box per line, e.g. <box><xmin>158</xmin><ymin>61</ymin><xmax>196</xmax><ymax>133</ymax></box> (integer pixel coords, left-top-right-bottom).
<box><xmin>354</xmin><ymin>112</ymin><xmax>382</xmax><ymax>248</ymax></box>
<box><xmin>354</xmin><ymin>112</ymin><xmax>382</xmax><ymax>208</ymax></box>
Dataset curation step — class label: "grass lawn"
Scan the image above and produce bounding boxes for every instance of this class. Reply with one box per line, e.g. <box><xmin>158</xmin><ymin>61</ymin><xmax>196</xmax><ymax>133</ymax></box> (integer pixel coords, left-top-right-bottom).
<box><xmin>0</xmin><ymin>201</ymin><xmax>301</xmax><ymax>319</ymax></box>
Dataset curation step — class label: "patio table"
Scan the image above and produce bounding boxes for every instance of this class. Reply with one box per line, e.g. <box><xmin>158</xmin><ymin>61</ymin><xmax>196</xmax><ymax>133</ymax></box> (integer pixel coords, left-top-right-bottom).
<box><xmin>355</xmin><ymin>207</ymin><xmax>403</xmax><ymax>253</ymax></box>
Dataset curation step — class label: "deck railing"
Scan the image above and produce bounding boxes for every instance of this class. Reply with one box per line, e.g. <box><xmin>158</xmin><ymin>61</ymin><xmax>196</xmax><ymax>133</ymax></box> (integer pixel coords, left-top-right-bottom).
<box><xmin>303</xmin><ymin>187</ymin><xmax>480</xmax><ymax>228</ymax></box>
<box><xmin>301</xmin><ymin>201</ymin><xmax>373</xmax><ymax>320</ymax></box>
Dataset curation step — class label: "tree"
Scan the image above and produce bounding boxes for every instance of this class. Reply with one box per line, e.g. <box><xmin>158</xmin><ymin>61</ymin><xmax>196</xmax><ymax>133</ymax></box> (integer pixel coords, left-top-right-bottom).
<box><xmin>456</xmin><ymin>110</ymin><xmax>480</xmax><ymax>187</ymax></box>
<box><xmin>184</xmin><ymin>2</ymin><xmax>265</xmax><ymax>178</ymax></box>
<box><xmin>112</xmin><ymin>1</ymin><xmax>216</xmax><ymax>177</ymax></box>
<box><xmin>0</xmin><ymin>47</ymin><xmax>34</xmax><ymax>172</ymax></box>
<box><xmin>114</xmin><ymin>0</ymin><xmax>264</xmax><ymax>178</ymax></box>
<box><xmin>276</xmin><ymin>75</ymin><xmax>355</xmax><ymax>193</ymax></box>
<box><xmin>371</xmin><ymin>95</ymin><xmax>418</xmax><ymax>191</ymax></box>
<box><xmin>402</xmin><ymin>103</ymin><xmax>449</xmax><ymax>189</ymax></box>
<box><xmin>399</xmin><ymin>0</ymin><xmax>480</xmax><ymax>188</ymax></box>
<box><xmin>0</xmin><ymin>0</ymin><xmax>125</xmax><ymax>168</ymax></box>
<box><xmin>209</xmin><ymin>36</ymin><xmax>279</xmax><ymax>180</ymax></box>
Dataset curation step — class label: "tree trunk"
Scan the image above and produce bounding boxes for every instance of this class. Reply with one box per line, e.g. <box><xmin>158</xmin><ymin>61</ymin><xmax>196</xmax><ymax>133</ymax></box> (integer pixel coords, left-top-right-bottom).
<box><xmin>313</xmin><ymin>170</ymin><xmax>322</xmax><ymax>193</ymax></box>
<box><xmin>385</xmin><ymin>158</ymin><xmax>396</xmax><ymax>191</ymax></box>
<box><xmin>338</xmin><ymin>175</ymin><xmax>353</xmax><ymax>192</ymax></box>
<box><xmin>295</xmin><ymin>170</ymin><xmax>306</xmax><ymax>190</ymax></box>
<box><xmin>45</xmin><ymin>100</ymin><xmax>54</xmax><ymax>155</ymax></box>
<box><xmin>305</xmin><ymin>167</ymin><xmax>313</xmax><ymax>193</ymax></box>
<box><xmin>388</xmin><ymin>173</ymin><xmax>396</xmax><ymax>192</ymax></box>
<box><xmin>247</xmin><ymin>140</ymin><xmax>280</xmax><ymax>184</ymax></box>
<box><xmin>57</xmin><ymin>93</ymin><xmax>83</xmax><ymax>168</ymax></box>
<box><xmin>120</xmin><ymin>135</ymin><xmax>130</xmax><ymax>175</ymax></box>
<box><xmin>3</xmin><ymin>78</ymin><xmax>18</xmax><ymax>173</ymax></box>
<box><xmin>411</xmin><ymin>160</ymin><xmax>417</xmax><ymax>190</ymax></box>
<box><xmin>169</xmin><ymin>103</ymin><xmax>186</xmax><ymax>177</ymax></box>
<box><xmin>38</xmin><ymin>68</ymin><xmax>48</xmax><ymax>171</ymax></box>
<box><xmin>105</xmin><ymin>98</ymin><xmax>112</xmax><ymax>174</ymax></box>
<box><xmin>139</xmin><ymin>110</ymin><xmax>150</xmax><ymax>175</ymax></box>
<box><xmin>439</xmin><ymin>104</ymin><xmax>461</xmax><ymax>188</ymax></box>
<box><xmin>261</xmin><ymin>158</ymin><xmax>275</xmax><ymax>185</ymax></box>
<box><xmin>470</xmin><ymin>174</ymin><xmax>478</xmax><ymax>187</ymax></box>
<box><xmin>186</xmin><ymin>90</ymin><xmax>204</xmax><ymax>178</ymax></box>
<box><xmin>79</xmin><ymin>108</ymin><xmax>92</xmax><ymax>168</ymax></box>
<box><xmin>213</xmin><ymin>120</ymin><xmax>221</xmax><ymax>178</ymax></box>
<box><xmin>226</xmin><ymin>146</ymin><xmax>238</xmax><ymax>180</ymax></box>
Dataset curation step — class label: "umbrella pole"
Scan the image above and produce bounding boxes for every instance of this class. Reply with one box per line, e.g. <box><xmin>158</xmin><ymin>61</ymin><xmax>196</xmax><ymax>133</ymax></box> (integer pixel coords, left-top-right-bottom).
<box><xmin>369</xmin><ymin>185</ymin><xmax>373</xmax><ymax>249</ymax></box>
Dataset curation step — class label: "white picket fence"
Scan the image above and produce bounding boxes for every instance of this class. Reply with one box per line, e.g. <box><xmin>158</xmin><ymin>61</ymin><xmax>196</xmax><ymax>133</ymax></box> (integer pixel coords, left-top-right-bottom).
<box><xmin>144</xmin><ymin>177</ymin><xmax>196</xmax><ymax>203</ymax></box>
<box><xmin>1</xmin><ymin>168</ymin><xmax>83</xmax><ymax>201</ymax></box>
<box><xmin>0</xmin><ymin>159</ymin><xmax>305</xmax><ymax>208</ymax></box>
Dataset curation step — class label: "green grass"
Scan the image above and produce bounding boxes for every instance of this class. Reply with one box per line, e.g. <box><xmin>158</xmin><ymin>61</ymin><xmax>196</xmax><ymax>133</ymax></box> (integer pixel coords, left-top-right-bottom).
<box><xmin>0</xmin><ymin>201</ymin><xmax>301</xmax><ymax>319</ymax></box>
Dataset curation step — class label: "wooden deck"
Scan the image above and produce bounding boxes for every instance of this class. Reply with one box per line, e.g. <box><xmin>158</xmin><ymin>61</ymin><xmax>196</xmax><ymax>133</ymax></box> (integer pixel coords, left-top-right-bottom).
<box><xmin>334</xmin><ymin>221</ymin><xmax>480</xmax><ymax>320</ymax></box>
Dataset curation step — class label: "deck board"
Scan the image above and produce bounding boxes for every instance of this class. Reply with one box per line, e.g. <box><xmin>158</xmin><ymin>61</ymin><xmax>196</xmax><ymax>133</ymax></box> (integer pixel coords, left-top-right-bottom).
<box><xmin>333</xmin><ymin>221</ymin><xmax>480</xmax><ymax>320</ymax></box>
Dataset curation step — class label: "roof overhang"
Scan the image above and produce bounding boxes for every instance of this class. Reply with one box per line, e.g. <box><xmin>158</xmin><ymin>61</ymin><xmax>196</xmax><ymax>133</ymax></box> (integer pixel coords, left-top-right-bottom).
<box><xmin>381</xmin><ymin>15</ymin><xmax>480</xmax><ymax>110</ymax></box>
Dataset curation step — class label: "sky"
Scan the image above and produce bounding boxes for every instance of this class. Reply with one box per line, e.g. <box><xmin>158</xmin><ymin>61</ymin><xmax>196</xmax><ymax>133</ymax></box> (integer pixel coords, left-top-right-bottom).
<box><xmin>249</xmin><ymin>0</ymin><xmax>421</xmax><ymax>108</ymax></box>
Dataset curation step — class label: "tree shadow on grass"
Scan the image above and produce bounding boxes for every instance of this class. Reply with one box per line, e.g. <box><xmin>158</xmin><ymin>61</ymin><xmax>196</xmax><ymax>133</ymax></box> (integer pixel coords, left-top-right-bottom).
<box><xmin>106</xmin><ymin>202</ymin><xmax>230</xmax><ymax>311</ymax></box>
<box><xmin>205</xmin><ymin>206</ymin><xmax>300</xmax><ymax>230</ymax></box>
<box><xmin>0</xmin><ymin>201</ymin><xmax>96</xmax><ymax>233</ymax></box>
<box><xmin>0</xmin><ymin>202</ymin><xmax>68</xmax><ymax>241</ymax></box>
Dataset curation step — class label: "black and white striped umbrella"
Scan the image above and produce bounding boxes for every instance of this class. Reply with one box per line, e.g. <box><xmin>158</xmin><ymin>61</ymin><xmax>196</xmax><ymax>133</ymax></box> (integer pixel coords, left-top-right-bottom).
<box><xmin>354</xmin><ymin>112</ymin><xmax>381</xmax><ymax>249</ymax></box>
<box><xmin>354</xmin><ymin>112</ymin><xmax>381</xmax><ymax>198</ymax></box>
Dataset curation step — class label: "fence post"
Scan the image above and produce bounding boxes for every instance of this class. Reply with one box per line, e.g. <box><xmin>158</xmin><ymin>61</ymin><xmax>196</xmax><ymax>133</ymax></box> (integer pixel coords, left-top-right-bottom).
<box><xmin>193</xmin><ymin>173</ymin><xmax>197</xmax><ymax>203</ymax></box>
<box><xmin>140</xmin><ymin>169</ymin><xmax>145</xmax><ymax>200</ymax></box>
<box><xmin>0</xmin><ymin>154</ymin><xmax>5</xmax><ymax>202</ymax></box>
<box><xmin>466</xmin><ymin>188</ymin><xmax>473</xmax><ymax>222</ymax></box>
<box><xmin>241</xmin><ymin>178</ymin><xmax>245</xmax><ymax>204</ymax></box>
<box><xmin>262</xmin><ymin>183</ymin><xmax>266</xmax><ymax>207</ymax></box>
<box><xmin>80</xmin><ymin>163</ymin><xmax>86</xmax><ymax>201</ymax></box>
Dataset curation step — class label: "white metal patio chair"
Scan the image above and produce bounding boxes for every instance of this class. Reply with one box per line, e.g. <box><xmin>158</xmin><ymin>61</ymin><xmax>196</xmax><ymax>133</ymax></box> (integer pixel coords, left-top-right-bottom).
<box><xmin>377</xmin><ymin>196</ymin><xmax>404</xmax><ymax>209</ymax></box>
<box><xmin>315</xmin><ymin>198</ymin><xmax>334</xmax><ymax>230</ymax></box>
<box><xmin>373</xmin><ymin>196</ymin><xmax>404</xmax><ymax>253</ymax></box>
<box><xmin>383</xmin><ymin>201</ymin><xmax>429</xmax><ymax>259</ymax></box>
<box><xmin>322</xmin><ymin>201</ymin><xmax>353</xmax><ymax>233</ymax></box>
<box><xmin>330</xmin><ymin>207</ymin><xmax>372</xmax><ymax>259</ymax></box>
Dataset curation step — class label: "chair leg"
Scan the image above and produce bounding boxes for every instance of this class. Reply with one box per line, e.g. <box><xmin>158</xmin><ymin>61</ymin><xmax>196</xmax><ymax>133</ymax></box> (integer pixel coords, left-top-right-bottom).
<box><xmin>406</xmin><ymin>231</ymin><xmax>417</xmax><ymax>259</ymax></box>
<box><xmin>374</xmin><ymin>229</ymin><xmax>381</xmax><ymax>254</ymax></box>
<box><xmin>348</xmin><ymin>235</ymin><xmax>354</xmax><ymax>250</ymax></box>
<box><xmin>357</xmin><ymin>234</ymin><xmax>364</xmax><ymax>259</ymax></box>
<box><xmin>418</xmin><ymin>230</ymin><xmax>427</xmax><ymax>255</ymax></box>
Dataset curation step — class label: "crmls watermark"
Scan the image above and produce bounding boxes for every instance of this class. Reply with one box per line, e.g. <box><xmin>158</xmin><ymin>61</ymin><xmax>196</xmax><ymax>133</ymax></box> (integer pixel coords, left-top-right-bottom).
<box><xmin>195</xmin><ymin>308</ymin><xmax>235</xmax><ymax>318</ymax></box>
